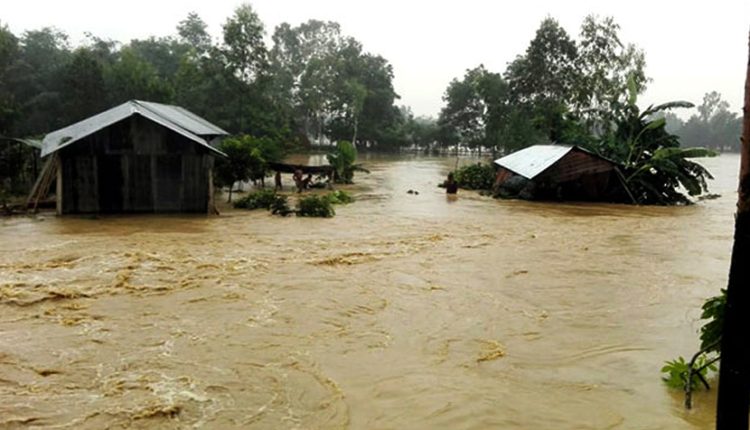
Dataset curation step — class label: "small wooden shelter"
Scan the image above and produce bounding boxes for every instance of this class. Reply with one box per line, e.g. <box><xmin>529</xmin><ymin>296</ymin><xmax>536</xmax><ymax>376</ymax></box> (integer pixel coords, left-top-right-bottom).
<box><xmin>493</xmin><ymin>145</ymin><xmax>627</xmax><ymax>202</ymax></box>
<box><xmin>38</xmin><ymin>100</ymin><xmax>227</xmax><ymax>214</ymax></box>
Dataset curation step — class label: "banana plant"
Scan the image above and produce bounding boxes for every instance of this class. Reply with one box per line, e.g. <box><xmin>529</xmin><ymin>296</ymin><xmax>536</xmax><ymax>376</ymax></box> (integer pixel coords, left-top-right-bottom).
<box><xmin>593</xmin><ymin>76</ymin><xmax>717</xmax><ymax>204</ymax></box>
<box><xmin>326</xmin><ymin>140</ymin><xmax>369</xmax><ymax>183</ymax></box>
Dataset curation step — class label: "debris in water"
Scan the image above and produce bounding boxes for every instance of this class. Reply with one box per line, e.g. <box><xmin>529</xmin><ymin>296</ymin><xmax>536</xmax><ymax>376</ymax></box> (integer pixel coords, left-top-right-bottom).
<box><xmin>476</xmin><ymin>340</ymin><xmax>506</xmax><ymax>363</ymax></box>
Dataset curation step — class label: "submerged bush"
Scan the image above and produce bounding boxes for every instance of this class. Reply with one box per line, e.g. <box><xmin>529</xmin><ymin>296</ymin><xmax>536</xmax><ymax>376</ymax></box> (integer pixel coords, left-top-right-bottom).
<box><xmin>453</xmin><ymin>163</ymin><xmax>496</xmax><ymax>190</ymax></box>
<box><xmin>324</xmin><ymin>190</ymin><xmax>354</xmax><ymax>205</ymax></box>
<box><xmin>270</xmin><ymin>195</ymin><xmax>293</xmax><ymax>216</ymax></box>
<box><xmin>234</xmin><ymin>189</ymin><xmax>280</xmax><ymax>210</ymax></box>
<box><xmin>297</xmin><ymin>195</ymin><xmax>335</xmax><ymax>218</ymax></box>
<box><xmin>661</xmin><ymin>289</ymin><xmax>725</xmax><ymax>396</ymax></box>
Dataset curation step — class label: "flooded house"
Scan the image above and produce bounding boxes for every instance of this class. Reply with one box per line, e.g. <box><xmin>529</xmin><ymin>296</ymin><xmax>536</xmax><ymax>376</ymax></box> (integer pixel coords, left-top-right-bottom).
<box><xmin>493</xmin><ymin>144</ymin><xmax>629</xmax><ymax>202</ymax></box>
<box><xmin>38</xmin><ymin>100</ymin><xmax>227</xmax><ymax>214</ymax></box>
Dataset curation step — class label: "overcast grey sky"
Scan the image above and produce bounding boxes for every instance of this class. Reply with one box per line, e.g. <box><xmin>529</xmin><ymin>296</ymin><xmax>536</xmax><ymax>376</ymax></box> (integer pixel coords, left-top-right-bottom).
<box><xmin>2</xmin><ymin>0</ymin><xmax>749</xmax><ymax>118</ymax></box>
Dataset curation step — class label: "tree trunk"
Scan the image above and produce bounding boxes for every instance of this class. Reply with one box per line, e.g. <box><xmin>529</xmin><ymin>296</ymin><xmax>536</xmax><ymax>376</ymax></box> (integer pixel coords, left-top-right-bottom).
<box><xmin>227</xmin><ymin>181</ymin><xmax>234</xmax><ymax>203</ymax></box>
<box><xmin>716</xmin><ymin>29</ymin><xmax>750</xmax><ymax>430</ymax></box>
<box><xmin>352</xmin><ymin>115</ymin><xmax>358</xmax><ymax>147</ymax></box>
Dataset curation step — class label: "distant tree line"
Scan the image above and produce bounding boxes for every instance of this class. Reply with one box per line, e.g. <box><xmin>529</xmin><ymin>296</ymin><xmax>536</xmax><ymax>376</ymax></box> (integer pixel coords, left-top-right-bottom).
<box><xmin>0</xmin><ymin>4</ymin><xmax>423</xmax><ymax>151</ymax></box>
<box><xmin>660</xmin><ymin>91</ymin><xmax>743</xmax><ymax>152</ymax></box>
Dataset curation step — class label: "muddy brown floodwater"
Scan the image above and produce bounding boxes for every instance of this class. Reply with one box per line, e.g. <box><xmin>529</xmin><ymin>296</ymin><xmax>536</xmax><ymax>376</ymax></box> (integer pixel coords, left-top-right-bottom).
<box><xmin>0</xmin><ymin>153</ymin><xmax>740</xmax><ymax>429</ymax></box>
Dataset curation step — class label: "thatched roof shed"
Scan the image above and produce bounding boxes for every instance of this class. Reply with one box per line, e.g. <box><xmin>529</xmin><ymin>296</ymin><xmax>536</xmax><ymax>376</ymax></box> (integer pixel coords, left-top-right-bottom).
<box><xmin>40</xmin><ymin>100</ymin><xmax>228</xmax><ymax>214</ymax></box>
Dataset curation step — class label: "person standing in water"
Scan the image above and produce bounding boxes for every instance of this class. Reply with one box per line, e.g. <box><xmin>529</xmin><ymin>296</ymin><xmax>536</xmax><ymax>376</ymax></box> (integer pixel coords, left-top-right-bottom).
<box><xmin>293</xmin><ymin>169</ymin><xmax>304</xmax><ymax>193</ymax></box>
<box><xmin>274</xmin><ymin>171</ymin><xmax>282</xmax><ymax>191</ymax></box>
<box><xmin>445</xmin><ymin>172</ymin><xmax>458</xmax><ymax>194</ymax></box>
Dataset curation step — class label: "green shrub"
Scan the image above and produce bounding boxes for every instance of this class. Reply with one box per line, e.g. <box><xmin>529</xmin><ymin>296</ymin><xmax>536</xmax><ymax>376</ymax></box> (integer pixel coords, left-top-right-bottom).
<box><xmin>234</xmin><ymin>189</ymin><xmax>279</xmax><ymax>210</ymax></box>
<box><xmin>661</xmin><ymin>289</ymin><xmax>725</xmax><ymax>392</ymax></box>
<box><xmin>453</xmin><ymin>163</ymin><xmax>496</xmax><ymax>190</ymax></box>
<box><xmin>661</xmin><ymin>355</ymin><xmax>717</xmax><ymax>390</ymax></box>
<box><xmin>325</xmin><ymin>190</ymin><xmax>354</xmax><ymax>205</ymax></box>
<box><xmin>270</xmin><ymin>195</ymin><xmax>293</xmax><ymax>216</ymax></box>
<box><xmin>297</xmin><ymin>195</ymin><xmax>335</xmax><ymax>218</ymax></box>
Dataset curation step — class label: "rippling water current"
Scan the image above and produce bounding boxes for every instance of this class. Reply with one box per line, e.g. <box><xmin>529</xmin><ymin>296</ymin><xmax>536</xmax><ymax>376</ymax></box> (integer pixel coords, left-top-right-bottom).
<box><xmin>0</xmin><ymin>153</ymin><xmax>741</xmax><ymax>429</ymax></box>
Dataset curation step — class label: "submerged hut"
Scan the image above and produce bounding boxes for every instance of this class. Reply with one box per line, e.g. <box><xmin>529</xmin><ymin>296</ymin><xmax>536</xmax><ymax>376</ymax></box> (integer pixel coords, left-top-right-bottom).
<box><xmin>39</xmin><ymin>100</ymin><xmax>227</xmax><ymax>214</ymax></box>
<box><xmin>493</xmin><ymin>145</ymin><xmax>628</xmax><ymax>202</ymax></box>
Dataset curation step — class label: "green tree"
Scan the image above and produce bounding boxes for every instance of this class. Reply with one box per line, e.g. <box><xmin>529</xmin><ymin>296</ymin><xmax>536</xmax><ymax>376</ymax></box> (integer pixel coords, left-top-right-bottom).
<box><xmin>177</xmin><ymin>12</ymin><xmax>212</xmax><ymax>56</ymax></box>
<box><xmin>269</xmin><ymin>20</ymin><xmax>343</xmax><ymax>142</ymax></box>
<box><xmin>60</xmin><ymin>48</ymin><xmax>108</xmax><ymax>123</ymax></box>
<box><xmin>215</xmin><ymin>136</ymin><xmax>258</xmax><ymax>202</ymax></box>
<box><xmin>504</xmin><ymin>18</ymin><xmax>580</xmax><ymax>142</ymax></box>
<box><xmin>438</xmin><ymin>66</ymin><xmax>490</xmax><ymax>151</ymax></box>
<box><xmin>439</xmin><ymin>65</ymin><xmax>544</xmax><ymax>154</ymax></box>
<box><xmin>222</xmin><ymin>3</ymin><xmax>267</xmax><ymax>83</ymax></box>
<box><xmin>576</xmin><ymin>15</ymin><xmax>647</xmax><ymax>132</ymax></box>
<box><xmin>106</xmin><ymin>48</ymin><xmax>173</xmax><ymax>104</ymax></box>
<box><xmin>0</xmin><ymin>23</ymin><xmax>20</xmax><ymax>135</ymax></box>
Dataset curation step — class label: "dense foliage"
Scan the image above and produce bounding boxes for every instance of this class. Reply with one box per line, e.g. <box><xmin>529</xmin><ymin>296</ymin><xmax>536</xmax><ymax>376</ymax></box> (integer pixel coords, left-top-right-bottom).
<box><xmin>0</xmin><ymin>6</ymin><xmax>410</xmax><ymax>151</ymax></box>
<box><xmin>438</xmin><ymin>16</ymin><xmax>648</xmax><ymax>155</ymax></box>
<box><xmin>215</xmin><ymin>135</ymin><xmax>282</xmax><ymax>202</ymax></box>
<box><xmin>588</xmin><ymin>82</ymin><xmax>717</xmax><ymax>204</ymax></box>
<box><xmin>296</xmin><ymin>194</ymin><xmax>335</xmax><ymax>218</ymax></box>
<box><xmin>234</xmin><ymin>189</ymin><xmax>350</xmax><ymax>218</ymax></box>
<box><xmin>233</xmin><ymin>188</ymin><xmax>281</xmax><ymax>210</ymax></box>
<box><xmin>453</xmin><ymin>163</ymin><xmax>496</xmax><ymax>190</ymax></box>
<box><xmin>327</xmin><ymin>140</ymin><xmax>368</xmax><ymax>183</ymax></box>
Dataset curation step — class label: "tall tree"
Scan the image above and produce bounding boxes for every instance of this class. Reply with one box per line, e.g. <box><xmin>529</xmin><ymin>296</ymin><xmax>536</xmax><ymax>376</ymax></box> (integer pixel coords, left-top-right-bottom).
<box><xmin>504</xmin><ymin>18</ymin><xmax>580</xmax><ymax>141</ymax></box>
<box><xmin>222</xmin><ymin>3</ymin><xmax>267</xmax><ymax>84</ymax></box>
<box><xmin>0</xmin><ymin>23</ymin><xmax>20</xmax><ymax>134</ymax></box>
<box><xmin>716</xmin><ymin>30</ymin><xmax>750</xmax><ymax>429</ymax></box>
<box><xmin>506</xmin><ymin>18</ymin><xmax>579</xmax><ymax>105</ymax></box>
<box><xmin>177</xmin><ymin>12</ymin><xmax>211</xmax><ymax>56</ymax></box>
<box><xmin>269</xmin><ymin>20</ymin><xmax>343</xmax><ymax>142</ymax></box>
<box><xmin>576</xmin><ymin>15</ymin><xmax>647</xmax><ymax>131</ymax></box>
<box><xmin>439</xmin><ymin>66</ymin><xmax>490</xmax><ymax>150</ymax></box>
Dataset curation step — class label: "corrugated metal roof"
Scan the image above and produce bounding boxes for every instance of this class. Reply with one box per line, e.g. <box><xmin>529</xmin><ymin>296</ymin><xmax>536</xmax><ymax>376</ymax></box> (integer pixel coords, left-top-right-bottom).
<box><xmin>41</xmin><ymin>100</ymin><xmax>227</xmax><ymax>157</ymax></box>
<box><xmin>136</xmin><ymin>101</ymin><xmax>228</xmax><ymax>137</ymax></box>
<box><xmin>494</xmin><ymin>145</ymin><xmax>574</xmax><ymax>179</ymax></box>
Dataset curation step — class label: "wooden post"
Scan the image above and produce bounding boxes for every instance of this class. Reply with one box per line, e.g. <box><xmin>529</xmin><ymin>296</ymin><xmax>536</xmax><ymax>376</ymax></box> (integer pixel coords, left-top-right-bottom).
<box><xmin>55</xmin><ymin>154</ymin><xmax>62</xmax><ymax>216</ymax></box>
<box><xmin>716</xmin><ymin>29</ymin><xmax>750</xmax><ymax>429</ymax></box>
<box><xmin>207</xmin><ymin>165</ymin><xmax>216</xmax><ymax>215</ymax></box>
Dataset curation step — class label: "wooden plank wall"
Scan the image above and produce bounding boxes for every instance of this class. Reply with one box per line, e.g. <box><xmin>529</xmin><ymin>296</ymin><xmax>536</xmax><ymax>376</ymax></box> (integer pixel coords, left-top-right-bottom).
<box><xmin>58</xmin><ymin>115</ymin><xmax>213</xmax><ymax>214</ymax></box>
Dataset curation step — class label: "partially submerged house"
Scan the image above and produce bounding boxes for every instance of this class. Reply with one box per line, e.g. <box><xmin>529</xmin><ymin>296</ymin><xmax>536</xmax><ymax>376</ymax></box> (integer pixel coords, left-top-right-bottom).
<box><xmin>494</xmin><ymin>145</ymin><xmax>629</xmax><ymax>202</ymax></box>
<box><xmin>38</xmin><ymin>100</ymin><xmax>227</xmax><ymax>214</ymax></box>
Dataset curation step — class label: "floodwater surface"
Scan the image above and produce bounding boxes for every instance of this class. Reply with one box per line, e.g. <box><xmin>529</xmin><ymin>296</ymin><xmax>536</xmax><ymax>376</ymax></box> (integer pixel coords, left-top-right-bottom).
<box><xmin>0</xmin><ymin>153</ymin><xmax>740</xmax><ymax>429</ymax></box>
